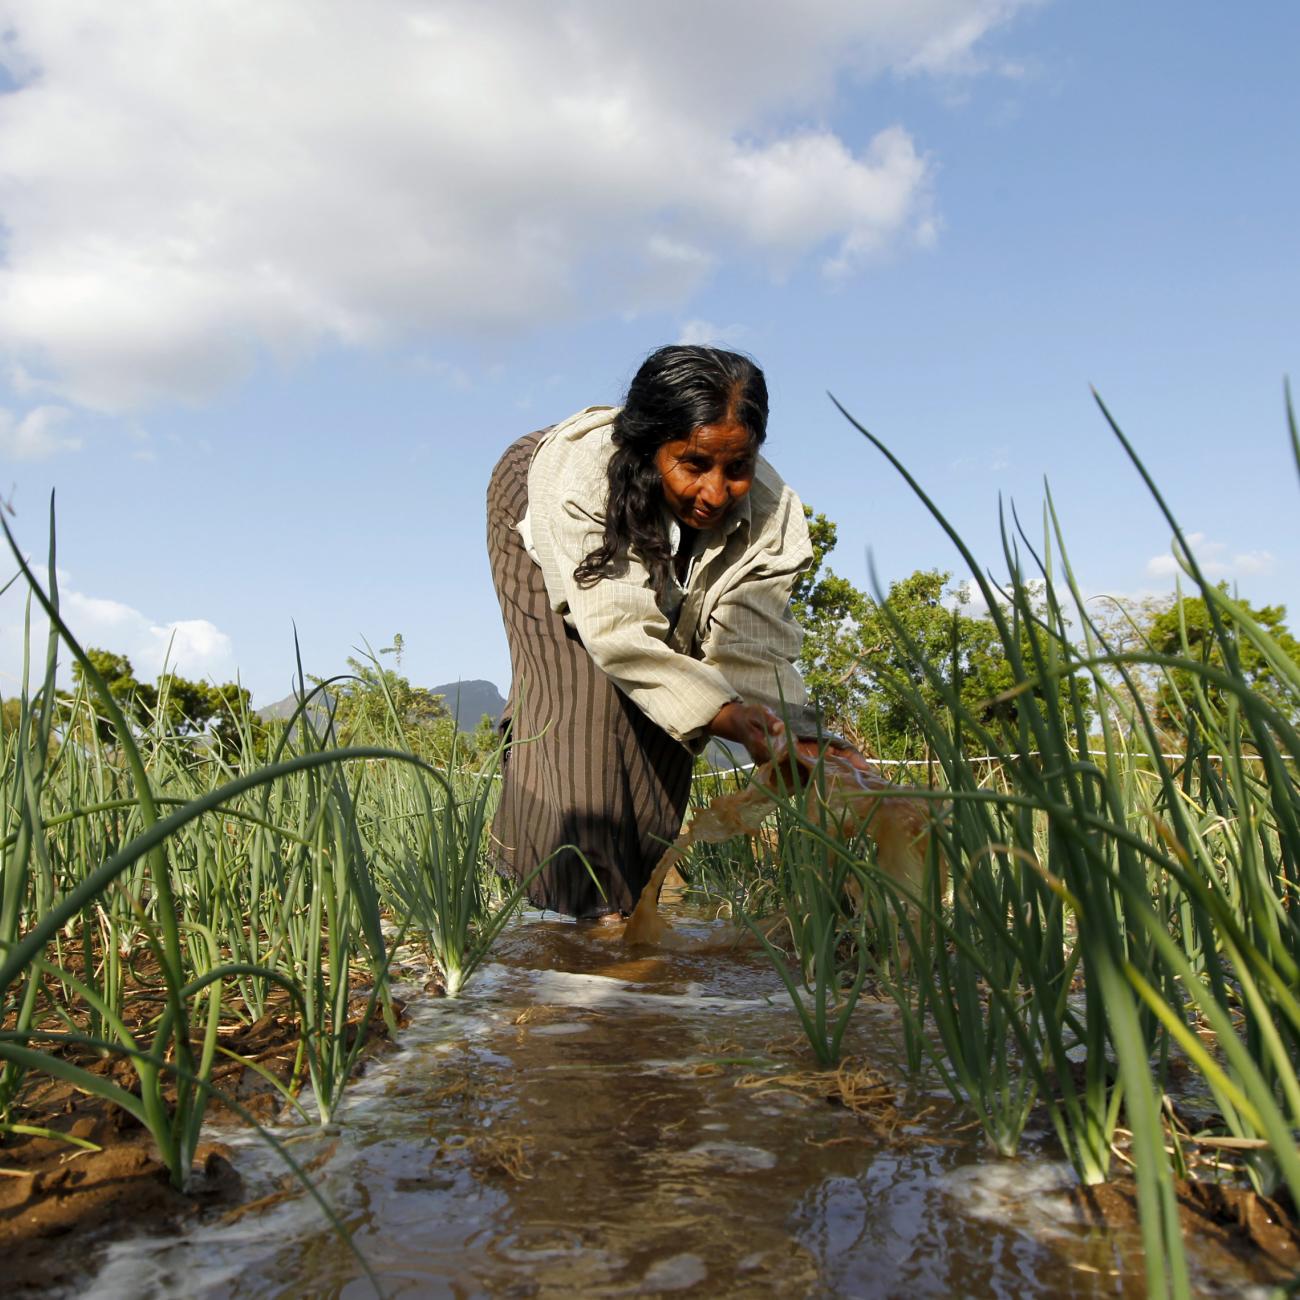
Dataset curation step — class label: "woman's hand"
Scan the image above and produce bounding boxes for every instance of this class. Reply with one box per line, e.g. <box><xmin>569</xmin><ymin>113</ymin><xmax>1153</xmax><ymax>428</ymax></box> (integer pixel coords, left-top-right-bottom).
<box><xmin>808</xmin><ymin>737</ymin><xmax>875</xmax><ymax>774</ymax></box>
<box><xmin>707</xmin><ymin>701</ymin><xmax>784</xmax><ymax>764</ymax></box>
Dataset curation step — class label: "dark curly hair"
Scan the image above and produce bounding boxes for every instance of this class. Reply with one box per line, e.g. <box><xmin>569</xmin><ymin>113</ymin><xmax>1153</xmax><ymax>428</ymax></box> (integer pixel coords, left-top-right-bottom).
<box><xmin>573</xmin><ymin>345</ymin><xmax>768</xmax><ymax>605</ymax></box>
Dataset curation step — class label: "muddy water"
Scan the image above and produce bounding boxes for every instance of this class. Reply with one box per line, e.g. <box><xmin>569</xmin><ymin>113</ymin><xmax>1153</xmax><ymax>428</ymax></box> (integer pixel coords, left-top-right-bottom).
<box><xmin>85</xmin><ymin>908</ymin><xmax>1273</xmax><ymax>1299</ymax></box>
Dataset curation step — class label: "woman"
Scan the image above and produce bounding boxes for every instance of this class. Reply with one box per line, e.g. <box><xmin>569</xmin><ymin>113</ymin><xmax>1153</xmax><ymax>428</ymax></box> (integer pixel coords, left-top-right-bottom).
<box><xmin>486</xmin><ymin>345</ymin><xmax>821</xmax><ymax>918</ymax></box>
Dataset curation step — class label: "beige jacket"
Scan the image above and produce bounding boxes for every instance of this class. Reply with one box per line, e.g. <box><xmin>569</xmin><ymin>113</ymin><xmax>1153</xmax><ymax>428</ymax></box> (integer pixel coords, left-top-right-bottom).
<box><xmin>517</xmin><ymin>405</ymin><xmax>814</xmax><ymax>746</ymax></box>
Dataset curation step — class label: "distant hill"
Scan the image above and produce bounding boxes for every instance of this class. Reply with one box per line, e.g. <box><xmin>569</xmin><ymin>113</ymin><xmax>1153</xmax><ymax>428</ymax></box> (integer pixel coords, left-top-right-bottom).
<box><xmin>256</xmin><ymin>679</ymin><xmax>506</xmax><ymax>730</ymax></box>
<box><xmin>430</xmin><ymin>679</ymin><xmax>506</xmax><ymax>727</ymax></box>
<box><xmin>257</xmin><ymin>689</ymin><xmax>335</xmax><ymax>723</ymax></box>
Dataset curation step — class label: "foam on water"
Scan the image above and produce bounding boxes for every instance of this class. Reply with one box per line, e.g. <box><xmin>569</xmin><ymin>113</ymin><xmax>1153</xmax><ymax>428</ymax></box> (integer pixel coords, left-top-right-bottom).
<box><xmin>640</xmin><ymin>1252</ymin><xmax>709</xmax><ymax>1290</ymax></box>
<box><xmin>944</xmin><ymin>1159</ymin><xmax>1082</xmax><ymax>1237</ymax></box>
<box><xmin>476</xmin><ymin>961</ymin><xmax>778</xmax><ymax>1015</ymax></box>
<box><xmin>680</xmin><ymin>1140</ymin><xmax>779</xmax><ymax>1171</ymax></box>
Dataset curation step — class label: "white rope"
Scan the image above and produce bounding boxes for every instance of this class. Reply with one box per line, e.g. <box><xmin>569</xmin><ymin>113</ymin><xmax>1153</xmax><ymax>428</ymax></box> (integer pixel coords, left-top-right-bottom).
<box><xmin>695</xmin><ymin>748</ymin><xmax>1268</xmax><ymax>778</ymax></box>
<box><xmin>476</xmin><ymin>747</ymin><xmax>1267</xmax><ymax>782</ymax></box>
<box><xmin>871</xmin><ymin>749</ymin><xmax>1267</xmax><ymax>766</ymax></box>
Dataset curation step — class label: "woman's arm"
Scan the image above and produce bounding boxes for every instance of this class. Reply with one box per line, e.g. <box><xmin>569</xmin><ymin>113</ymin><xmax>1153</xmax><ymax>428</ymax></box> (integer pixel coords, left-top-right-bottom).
<box><xmin>536</xmin><ymin>499</ymin><xmax>744</xmax><ymax>745</ymax></box>
<box><xmin>697</xmin><ymin>485</ymin><xmax>816</xmax><ymax>737</ymax></box>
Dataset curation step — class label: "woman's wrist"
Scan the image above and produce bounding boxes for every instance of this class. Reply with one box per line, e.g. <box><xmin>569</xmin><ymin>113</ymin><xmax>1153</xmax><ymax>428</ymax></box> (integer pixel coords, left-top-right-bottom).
<box><xmin>707</xmin><ymin>700</ymin><xmax>783</xmax><ymax>761</ymax></box>
<box><xmin>706</xmin><ymin>700</ymin><xmax>743</xmax><ymax>740</ymax></box>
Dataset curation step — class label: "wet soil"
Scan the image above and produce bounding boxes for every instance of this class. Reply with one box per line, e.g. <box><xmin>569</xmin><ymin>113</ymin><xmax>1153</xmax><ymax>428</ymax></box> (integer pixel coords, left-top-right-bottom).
<box><xmin>0</xmin><ymin>1127</ymin><xmax>240</xmax><ymax>1297</ymax></box>
<box><xmin>1072</xmin><ymin>1178</ymin><xmax>1299</xmax><ymax>1279</ymax></box>
<box><xmin>0</xmin><ymin>1001</ymin><xmax>397</xmax><ymax>1296</ymax></box>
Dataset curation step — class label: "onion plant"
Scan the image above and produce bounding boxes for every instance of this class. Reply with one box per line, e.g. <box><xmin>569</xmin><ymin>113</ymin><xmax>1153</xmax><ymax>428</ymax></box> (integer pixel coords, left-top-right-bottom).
<box><xmin>0</xmin><ymin>510</ymin><xmax>452</xmax><ymax>1178</ymax></box>
<box><xmin>817</xmin><ymin>391</ymin><xmax>1300</xmax><ymax>1299</ymax></box>
<box><xmin>354</xmin><ymin>660</ymin><xmax>559</xmax><ymax>997</ymax></box>
<box><xmin>736</xmin><ymin>773</ymin><xmax>876</xmax><ymax>1068</ymax></box>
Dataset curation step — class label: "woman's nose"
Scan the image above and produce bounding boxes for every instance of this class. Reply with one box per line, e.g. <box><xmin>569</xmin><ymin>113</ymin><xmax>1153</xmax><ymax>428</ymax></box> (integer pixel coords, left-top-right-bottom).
<box><xmin>699</xmin><ymin>472</ymin><xmax>728</xmax><ymax>508</ymax></box>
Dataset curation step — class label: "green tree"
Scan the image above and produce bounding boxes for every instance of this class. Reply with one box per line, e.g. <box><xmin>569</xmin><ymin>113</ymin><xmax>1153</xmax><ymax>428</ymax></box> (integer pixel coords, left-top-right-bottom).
<box><xmin>69</xmin><ymin>649</ymin><xmax>264</xmax><ymax>758</ymax></box>
<box><xmin>791</xmin><ymin>508</ymin><xmax>870</xmax><ymax>726</ymax></box>
<box><xmin>1145</xmin><ymin>586</ymin><xmax>1300</xmax><ymax>728</ymax></box>
<box><xmin>470</xmin><ymin>711</ymin><xmax>502</xmax><ymax>758</ymax></box>
<box><xmin>194</xmin><ymin>680</ymin><xmax>265</xmax><ymax>760</ymax></box>
<box><xmin>849</xmin><ymin>570</ymin><xmax>1018</xmax><ymax>756</ymax></box>
<box><xmin>792</xmin><ymin>506</ymin><xmax>1072</xmax><ymax>758</ymax></box>
<box><xmin>333</xmin><ymin>655</ymin><xmax>451</xmax><ymax>756</ymax></box>
<box><xmin>71</xmin><ymin>648</ymin><xmax>152</xmax><ymax>743</ymax></box>
<box><xmin>154</xmin><ymin>674</ymin><xmax>216</xmax><ymax>736</ymax></box>
<box><xmin>433</xmin><ymin>712</ymin><xmax>506</xmax><ymax>771</ymax></box>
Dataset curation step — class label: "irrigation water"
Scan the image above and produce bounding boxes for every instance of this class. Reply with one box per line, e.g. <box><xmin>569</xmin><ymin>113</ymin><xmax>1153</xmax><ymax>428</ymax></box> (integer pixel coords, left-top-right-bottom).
<box><xmin>79</xmin><ymin>899</ymin><xmax>1284</xmax><ymax>1299</ymax></box>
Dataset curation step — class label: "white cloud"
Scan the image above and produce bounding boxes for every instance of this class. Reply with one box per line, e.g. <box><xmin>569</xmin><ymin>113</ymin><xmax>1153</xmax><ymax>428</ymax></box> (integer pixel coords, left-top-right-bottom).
<box><xmin>1144</xmin><ymin>555</ymin><xmax>1180</xmax><ymax>579</ymax></box>
<box><xmin>0</xmin><ymin>405</ymin><xmax>80</xmax><ymax>459</ymax></box>
<box><xmin>143</xmin><ymin>619</ymin><xmax>234</xmax><ymax>679</ymax></box>
<box><xmin>0</xmin><ymin>1</ymin><xmax>1034</xmax><ymax>412</ymax></box>
<box><xmin>676</xmin><ymin>320</ymin><xmax>752</xmax><ymax>348</ymax></box>
<box><xmin>949</xmin><ymin>443</ymin><xmax>1011</xmax><ymax>475</ymax></box>
<box><xmin>900</xmin><ymin>1</ymin><xmax>1038</xmax><ymax>76</ymax></box>
<box><xmin>1230</xmin><ymin>550</ymin><xmax>1275</xmax><ymax>577</ymax></box>
<box><xmin>0</xmin><ymin>568</ymin><xmax>234</xmax><ymax>693</ymax></box>
<box><xmin>1145</xmin><ymin>532</ymin><xmax>1276</xmax><ymax>582</ymax></box>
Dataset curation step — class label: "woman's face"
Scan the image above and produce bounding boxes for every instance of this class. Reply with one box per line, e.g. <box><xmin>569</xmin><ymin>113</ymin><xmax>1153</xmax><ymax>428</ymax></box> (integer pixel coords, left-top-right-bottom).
<box><xmin>653</xmin><ymin>419</ymin><xmax>757</xmax><ymax>531</ymax></box>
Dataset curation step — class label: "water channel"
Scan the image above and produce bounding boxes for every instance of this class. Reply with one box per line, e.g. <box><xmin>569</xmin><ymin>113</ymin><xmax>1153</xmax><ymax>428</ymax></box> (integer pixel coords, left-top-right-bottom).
<box><xmin>82</xmin><ymin>907</ymin><xmax>1278</xmax><ymax>1298</ymax></box>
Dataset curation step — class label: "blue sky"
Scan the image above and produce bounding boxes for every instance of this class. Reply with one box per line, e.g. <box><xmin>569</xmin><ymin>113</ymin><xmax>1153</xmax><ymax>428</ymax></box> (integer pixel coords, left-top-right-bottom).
<box><xmin>1</xmin><ymin>2</ymin><xmax>1297</xmax><ymax>708</ymax></box>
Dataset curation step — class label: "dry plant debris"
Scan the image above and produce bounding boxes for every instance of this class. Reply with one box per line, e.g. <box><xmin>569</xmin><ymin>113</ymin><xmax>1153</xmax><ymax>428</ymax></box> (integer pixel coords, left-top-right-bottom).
<box><xmin>734</xmin><ymin>1056</ymin><xmax>901</xmax><ymax>1129</ymax></box>
<box><xmin>512</xmin><ymin>1004</ymin><xmax>605</xmax><ymax>1027</ymax></box>
<box><xmin>437</xmin><ymin>1132</ymin><xmax>533</xmax><ymax>1181</ymax></box>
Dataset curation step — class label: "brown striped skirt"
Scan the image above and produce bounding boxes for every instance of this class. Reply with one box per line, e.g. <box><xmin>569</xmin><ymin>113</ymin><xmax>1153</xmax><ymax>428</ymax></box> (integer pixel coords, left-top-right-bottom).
<box><xmin>485</xmin><ymin>432</ymin><xmax>694</xmax><ymax>917</ymax></box>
